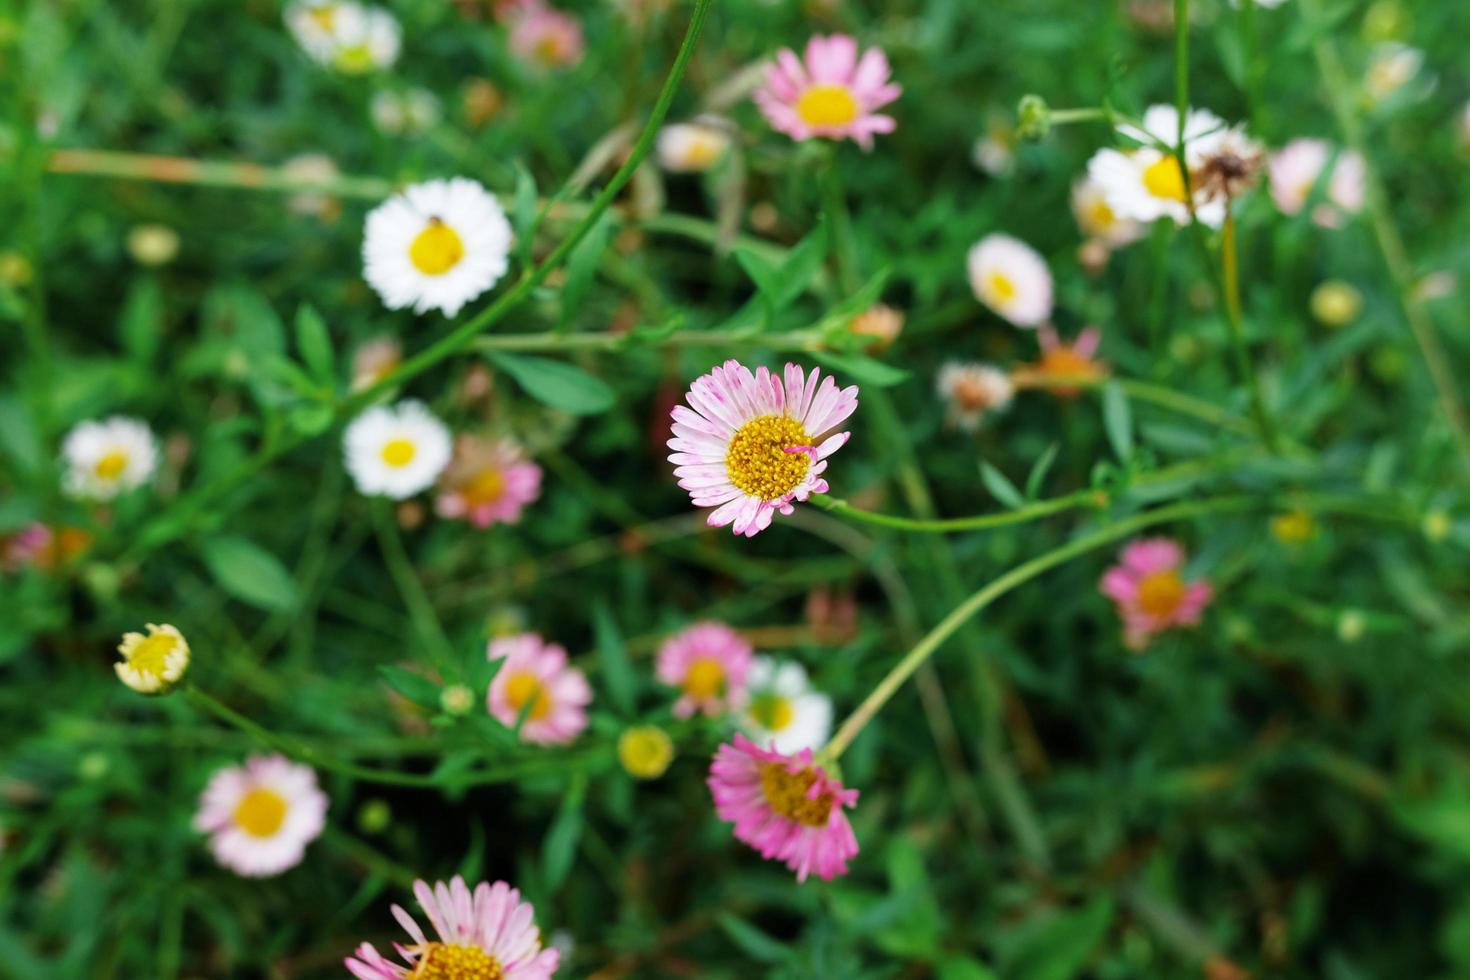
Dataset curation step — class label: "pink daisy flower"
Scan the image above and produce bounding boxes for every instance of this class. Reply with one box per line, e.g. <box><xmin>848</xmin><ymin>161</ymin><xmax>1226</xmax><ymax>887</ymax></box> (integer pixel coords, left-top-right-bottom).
<box><xmin>655</xmin><ymin>621</ymin><xmax>753</xmax><ymax>718</ymax></box>
<box><xmin>435</xmin><ymin>435</ymin><xmax>543</xmax><ymax>528</ymax></box>
<box><xmin>1032</xmin><ymin>324</ymin><xmax>1106</xmax><ymax>398</ymax></box>
<box><xmin>668</xmin><ymin>360</ymin><xmax>859</xmax><ymax>538</ymax></box>
<box><xmin>193</xmin><ymin>754</ymin><xmax>328</xmax><ymax>877</ymax></box>
<box><xmin>1099</xmin><ymin>537</ymin><xmax>1214</xmax><ymax>650</ymax></box>
<box><xmin>486</xmin><ymin>633</ymin><xmax>591</xmax><ymax>745</ymax></box>
<box><xmin>1268</xmin><ymin>138</ymin><xmax>1365</xmax><ymax>229</ymax></box>
<box><xmin>508</xmin><ymin>4</ymin><xmax>583</xmax><ymax>70</ymax></box>
<box><xmin>753</xmin><ymin>35</ymin><xmax>901</xmax><ymax>150</ymax></box>
<box><xmin>707</xmin><ymin>734</ymin><xmax>859</xmax><ymax>882</ymax></box>
<box><xmin>345</xmin><ymin>875</ymin><xmax>559</xmax><ymax>980</ymax></box>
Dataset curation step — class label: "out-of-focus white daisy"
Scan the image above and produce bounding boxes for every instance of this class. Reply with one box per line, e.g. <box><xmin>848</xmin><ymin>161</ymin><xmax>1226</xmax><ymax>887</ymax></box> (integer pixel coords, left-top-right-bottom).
<box><xmin>735</xmin><ymin>657</ymin><xmax>832</xmax><ymax>755</ymax></box>
<box><xmin>61</xmin><ymin>416</ymin><xmax>158</xmax><ymax>501</ymax></box>
<box><xmin>1365</xmin><ymin>43</ymin><xmax>1424</xmax><ymax>104</ymax></box>
<box><xmin>126</xmin><ymin>224</ymin><xmax>180</xmax><ymax>267</ymax></box>
<box><xmin>1071</xmin><ymin>177</ymin><xmax>1143</xmax><ymax>248</ymax></box>
<box><xmin>370</xmin><ymin>88</ymin><xmax>442</xmax><ymax>136</ymax></box>
<box><xmin>343</xmin><ymin>400</ymin><xmax>452</xmax><ymax>499</ymax></box>
<box><xmin>966</xmin><ymin>233</ymin><xmax>1052</xmax><ymax>327</ymax></box>
<box><xmin>363</xmin><ymin>178</ymin><xmax>513</xmax><ymax>317</ymax></box>
<box><xmin>972</xmin><ymin>115</ymin><xmax>1017</xmax><ymax>177</ymax></box>
<box><xmin>331</xmin><ymin>5</ymin><xmax>400</xmax><ymax>74</ymax></box>
<box><xmin>1088</xmin><ymin>104</ymin><xmax>1231</xmax><ymax>227</ymax></box>
<box><xmin>937</xmin><ymin>362</ymin><xmax>1014</xmax><ymax>431</ymax></box>
<box><xmin>285</xmin><ymin>0</ymin><xmax>358</xmax><ymax>62</ymax></box>
<box><xmin>656</xmin><ymin>121</ymin><xmax>732</xmax><ymax>173</ymax></box>
<box><xmin>1268</xmin><ymin>138</ymin><xmax>1365</xmax><ymax>228</ymax></box>
<box><xmin>194</xmin><ymin>755</ymin><xmax>328</xmax><ymax>877</ymax></box>
<box><xmin>115</xmin><ymin>623</ymin><xmax>190</xmax><ymax>694</ymax></box>
<box><xmin>283</xmin><ymin>154</ymin><xmax>341</xmax><ymax>219</ymax></box>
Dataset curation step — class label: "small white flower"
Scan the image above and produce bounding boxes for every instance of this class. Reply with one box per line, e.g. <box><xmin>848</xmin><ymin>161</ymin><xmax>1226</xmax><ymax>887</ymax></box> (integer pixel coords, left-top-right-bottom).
<box><xmin>972</xmin><ymin>115</ymin><xmax>1017</xmax><ymax>177</ymax></box>
<box><xmin>115</xmin><ymin>623</ymin><xmax>190</xmax><ymax>694</ymax></box>
<box><xmin>656</xmin><ymin>122</ymin><xmax>732</xmax><ymax>173</ymax></box>
<box><xmin>1268</xmin><ymin>138</ymin><xmax>1364</xmax><ymax>228</ymax></box>
<box><xmin>1365</xmin><ymin>43</ymin><xmax>1424</xmax><ymax>103</ymax></box>
<box><xmin>283</xmin><ymin>153</ymin><xmax>341</xmax><ymax>218</ymax></box>
<box><xmin>285</xmin><ymin>0</ymin><xmax>358</xmax><ymax>62</ymax></box>
<box><xmin>363</xmin><ymin>178</ymin><xmax>513</xmax><ymax>317</ymax></box>
<box><xmin>1071</xmin><ymin>176</ymin><xmax>1143</xmax><ymax>248</ymax></box>
<box><xmin>371</xmin><ymin>88</ymin><xmax>442</xmax><ymax>136</ymax></box>
<box><xmin>193</xmin><ymin>755</ymin><xmax>328</xmax><ymax>877</ymax></box>
<box><xmin>937</xmin><ymin>361</ymin><xmax>1014</xmax><ymax>431</ymax></box>
<box><xmin>61</xmin><ymin>416</ymin><xmax>158</xmax><ymax>500</ymax></box>
<box><xmin>966</xmin><ymin>233</ymin><xmax>1053</xmax><ymax>327</ymax></box>
<box><xmin>1087</xmin><ymin>103</ymin><xmax>1234</xmax><ymax>228</ymax></box>
<box><xmin>343</xmin><ymin>400</ymin><xmax>452</xmax><ymax>499</ymax></box>
<box><xmin>736</xmin><ymin>657</ymin><xmax>832</xmax><ymax>755</ymax></box>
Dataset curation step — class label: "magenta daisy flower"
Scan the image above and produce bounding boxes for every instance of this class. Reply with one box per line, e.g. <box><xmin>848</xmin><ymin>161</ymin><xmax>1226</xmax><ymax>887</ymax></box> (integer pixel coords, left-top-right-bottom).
<box><xmin>753</xmin><ymin>35</ymin><xmax>900</xmax><ymax>150</ymax></box>
<box><xmin>345</xmin><ymin>875</ymin><xmax>559</xmax><ymax>980</ymax></box>
<box><xmin>1099</xmin><ymin>537</ymin><xmax>1214</xmax><ymax>650</ymax></box>
<box><xmin>655</xmin><ymin>621</ymin><xmax>753</xmax><ymax>718</ymax></box>
<box><xmin>192</xmin><ymin>754</ymin><xmax>328</xmax><ymax>877</ymax></box>
<box><xmin>486</xmin><ymin>633</ymin><xmax>591</xmax><ymax>745</ymax></box>
<box><xmin>668</xmin><ymin>360</ymin><xmax>859</xmax><ymax>538</ymax></box>
<box><xmin>707</xmin><ymin>734</ymin><xmax>859</xmax><ymax>882</ymax></box>
<box><xmin>435</xmin><ymin>435</ymin><xmax>543</xmax><ymax>528</ymax></box>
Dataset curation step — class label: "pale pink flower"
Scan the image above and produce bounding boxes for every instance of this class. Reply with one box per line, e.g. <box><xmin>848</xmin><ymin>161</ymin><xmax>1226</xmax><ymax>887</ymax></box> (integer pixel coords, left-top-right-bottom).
<box><xmin>1099</xmin><ymin>537</ymin><xmax>1214</xmax><ymax>650</ymax></box>
<box><xmin>936</xmin><ymin>362</ymin><xmax>1013</xmax><ymax>432</ymax></box>
<box><xmin>753</xmin><ymin>35</ymin><xmax>901</xmax><ymax>150</ymax></box>
<box><xmin>436</xmin><ymin>435</ymin><xmax>542</xmax><ymax>528</ymax></box>
<box><xmin>1032</xmin><ymin>324</ymin><xmax>1107</xmax><ymax>397</ymax></box>
<box><xmin>707</xmin><ymin>734</ymin><xmax>859</xmax><ymax>882</ymax></box>
<box><xmin>345</xmin><ymin>875</ymin><xmax>559</xmax><ymax>980</ymax></box>
<box><xmin>486</xmin><ymin>633</ymin><xmax>591</xmax><ymax>745</ymax></box>
<box><xmin>656</xmin><ymin>621</ymin><xmax>753</xmax><ymax>718</ymax></box>
<box><xmin>668</xmin><ymin>360</ymin><xmax>858</xmax><ymax>538</ymax></box>
<box><xmin>966</xmin><ymin>233</ymin><xmax>1053</xmax><ymax>327</ymax></box>
<box><xmin>508</xmin><ymin>4</ymin><xmax>584</xmax><ymax>70</ymax></box>
<box><xmin>193</xmin><ymin>755</ymin><xmax>328</xmax><ymax>877</ymax></box>
<box><xmin>1268</xmin><ymin>138</ymin><xmax>1365</xmax><ymax>228</ymax></box>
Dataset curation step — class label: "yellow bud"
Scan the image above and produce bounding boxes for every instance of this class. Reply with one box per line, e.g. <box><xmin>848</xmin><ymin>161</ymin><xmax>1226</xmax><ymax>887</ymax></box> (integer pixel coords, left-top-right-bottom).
<box><xmin>1310</xmin><ymin>281</ymin><xmax>1362</xmax><ymax>328</ymax></box>
<box><xmin>1423</xmin><ymin>510</ymin><xmax>1452</xmax><ymax>543</ymax></box>
<box><xmin>618</xmin><ymin>726</ymin><xmax>674</xmax><ymax>780</ymax></box>
<box><xmin>127</xmin><ymin>224</ymin><xmax>180</xmax><ymax>267</ymax></box>
<box><xmin>1271</xmin><ymin>510</ymin><xmax>1316</xmax><ymax>545</ymax></box>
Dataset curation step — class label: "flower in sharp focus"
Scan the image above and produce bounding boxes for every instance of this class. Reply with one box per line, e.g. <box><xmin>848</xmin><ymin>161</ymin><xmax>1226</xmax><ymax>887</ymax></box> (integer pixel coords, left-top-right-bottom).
<box><xmin>435</xmin><ymin>435</ymin><xmax>543</xmax><ymax>528</ymax></box>
<box><xmin>966</xmin><ymin>233</ymin><xmax>1053</xmax><ymax>327</ymax></box>
<box><xmin>707</xmin><ymin>734</ymin><xmax>859</xmax><ymax>881</ymax></box>
<box><xmin>655</xmin><ymin>621</ymin><xmax>753</xmax><ymax>718</ymax></box>
<box><xmin>1100</xmin><ymin>537</ymin><xmax>1214</xmax><ymax>651</ymax></box>
<box><xmin>1071</xmin><ymin>176</ymin><xmax>1143</xmax><ymax>249</ymax></box>
<box><xmin>508</xmin><ymin>4</ymin><xmax>585</xmax><ymax>70</ymax></box>
<box><xmin>1268</xmin><ymin>139</ymin><xmax>1365</xmax><ymax>228</ymax></box>
<box><xmin>736</xmin><ymin>657</ymin><xmax>833</xmax><ymax>755</ymax></box>
<box><xmin>656</xmin><ymin>121</ymin><xmax>733</xmax><ymax>174</ymax></box>
<box><xmin>1087</xmin><ymin>104</ymin><xmax>1232</xmax><ymax>227</ymax></box>
<box><xmin>344</xmin><ymin>876</ymin><xmax>559</xmax><ymax>980</ymax></box>
<box><xmin>668</xmin><ymin>361</ymin><xmax>859</xmax><ymax>538</ymax></box>
<box><xmin>486</xmin><ymin>633</ymin><xmax>591</xmax><ymax>745</ymax></box>
<box><xmin>753</xmin><ymin>35</ymin><xmax>901</xmax><ymax>151</ymax></box>
<box><xmin>1030</xmin><ymin>324</ymin><xmax>1106</xmax><ymax>397</ymax></box>
<box><xmin>115</xmin><ymin>623</ymin><xmax>190</xmax><ymax>694</ymax></box>
<box><xmin>343</xmin><ymin>401</ymin><xmax>453</xmax><ymax>499</ymax></box>
<box><xmin>61</xmin><ymin>415</ymin><xmax>158</xmax><ymax>501</ymax></box>
<box><xmin>937</xmin><ymin>361</ymin><xmax>1014</xmax><ymax>432</ymax></box>
<box><xmin>848</xmin><ymin>303</ymin><xmax>904</xmax><ymax>352</ymax></box>
<box><xmin>193</xmin><ymin>755</ymin><xmax>328</xmax><ymax>877</ymax></box>
<box><xmin>619</xmin><ymin>725</ymin><xmax>675</xmax><ymax>780</ymax></box>
<box><xmin>363</xmin><ymin>178</ymin><xmax>513</xmax><ymax>317</ymax></box>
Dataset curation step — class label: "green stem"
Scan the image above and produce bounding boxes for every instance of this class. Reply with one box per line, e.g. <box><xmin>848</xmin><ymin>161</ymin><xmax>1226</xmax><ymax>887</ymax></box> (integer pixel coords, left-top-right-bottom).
<box><xmin>1013</xmin><ymin>372</ymin><xmax>1253</xmax><ymax>435</ymax></box>
<box><xmin>1220</xmin><ymin>213</ymin><xmax>1280</xmax><ymax>450</ymax></box>
<box><xmin>821</xmin><ymin>153</ymin><xmax>860</xmax><ymax>294</ymax></box>
<box><xmin>372</xmin><ymin>503</ymin><xmax>457</xmax><ymax>670</ymax></box>
<box><xmin>813</xmin><ymin>489</ymin><xmax>1099</xmax><ymax>532</ymax></box>
<box><xmin>469</xmin><ymin>327</ymin><xmax>822</xmax><ymax>353</ymax></box>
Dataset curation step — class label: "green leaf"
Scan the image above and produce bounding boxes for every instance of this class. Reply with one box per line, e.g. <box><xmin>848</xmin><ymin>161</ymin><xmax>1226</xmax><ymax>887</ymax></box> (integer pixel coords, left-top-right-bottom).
<box><xmin>593</xmin><ymin>602</ymin><xmax>635</xmax><ymax>716</ymax></box>
<box><xmin>198</xmin><ymin>536</ymin><xmax>298</xmax><ymax>612</ymax></box>
<box><xmin>560</xmin><ymin>212</ymin><xmax>614</xmax><ymax>327</ymax></box>
<box><xmin>938</xmin><ymin>957</ymin><xmax>999</xmax><ymax>980</ymax></box>
<box><xmin>512</xmin><ymin>163</ymin><xmax>538</xmax><ymax>268</ymax></box>
<box><xmin>716</xmin><ymin>913</ymin><xmax>791</xmax><ymax>963</ymax></box>
<box><xmin>1024</xmin><ymin>443</ymin><xmax>1060</xmax><ymax>500</ymax></box>
<box><xmin>1101</xmin><ymin>381</ymin><xmax>1133</xmax><ymax>463</ymax></box>
<box><xmin>811</xmin><ymin>350</ymin><xmax>908</xmax><ymax>388</ymax></box>
<box><xmin>485</xmin><ymin>352</ymin><xmax>615</xmax><ymax>415</ymax></box>
<box><xmin>542</xmin><ymin>775</ymin><xmax>587</xmax><ymax>890</ymax></box>
<box><xmin>294</xmin><ymin>304</ymin><xmax>335</xmax><ymax>385</ymax></box>
<box><xmin>378</xmin><ymin>665</ymin><xmax>440</xmax><ymax>709</ymax></box>
<box><xmin>119</xmin><ymin>277</ymin><xmax>163</xmax><ymax>363</ymax></box>
<box><xmin>1005</xmin><ymin>898</ymin><xmax>1114</xmax><ymax>980</ymax></box>
<box><xmin>980</xmin><ymin>460</ymin><xmax>1026</xmax><ymax>509</ymax></box>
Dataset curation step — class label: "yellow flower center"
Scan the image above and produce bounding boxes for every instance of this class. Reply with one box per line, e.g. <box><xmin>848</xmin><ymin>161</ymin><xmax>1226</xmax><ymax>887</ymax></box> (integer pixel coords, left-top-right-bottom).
<box><xmin>682</xmin><ymin>657</ymin><xmax>725</xmax><ymax>701</ymax></box>
<box><xmin>380</xmin><ymin>438</ymin><xmax>417</xmax><ymax>468</ymax></box>
<box><xmin>683</xmin><ymin>134</ymin><xmax>724</xmax><ymax>169</ymax></box>
<box><xmin>795</xmin><ymin>84</ymin><xmax>860</xmax><ymax>128</ymax></box>
<box><xmin>749</xmin><ymin>693</ymin><xmax>795</xmax><ymax>733</ymax></box>
<box><xmin>1271</xmin><ymin>510</ymin><xmax>1315</xmax><ymax>544</ymax></box>
<box><xmin>504</xmin><ymin>670</ymin><xmax>552</xmax><ymax>721</ymax></box>
<box><xmin>1137</xmin><ymin>570</ymin><xmax>1185</xmax><ymax>618</ymax></box>
<box><xmin>308</xmin><ymin>4</ymin><xmax>337</xmax><ymax>31</ymax></box>
<box><xmin>759</xmin><ymin>763</ymin><xmax>833</xmax><ymax>827</ymax></box>
<box><xmin>1142</xmin><ymin>155</ymin><xmax>1189</xmax><ymax>202</ymax></box>
<box><xmin>1039</xmin><ymin>345</ymin><xmax>1099</xmax><ymax>380</ymax></box>
<box><xmin>725</xmin><ymin>415</ymin><xmax>812</xmax><ymax>501</ymax></box>
<box><xmin>95</xmin><ymin>450</ymin><xmax>129</xmax><ymax>480</ymax></box>
<box><xmin>333</xmin><ymin>43</ymin><xmax>375</xmax><ymax>73</ymax></box>
<box><xmin>462</xmin><ymin>467</ymin><xmax>504</xmax><ymax>507</ymax></box>
<box><xmin>618</xmin><ymin>726</ymin><xmax>674</xmax><ymax>779</ymax></box>
<box><xmin>534</xmin><ymin>35</ymin><xmax>564</xmax><ymax>64</ymax></box>
<box><xmin>984</xmin><ymin>271</ymin><xmax>1017</xmax><ymax>305</ymax></box>
<box><xmin>233</xmin><ymin>787</ymin><xmax>288</xmax><ymax>838</ymax></box>
<box><xmin>1087</xmin><ymin>199</ymin><xmax>1117</xmax><ymax>230</ymax></box>
<box><xmin>128</xmin><ymin>631</ymin><xmax>178</xmax><ymax>680</ymax></box>
<box><xmin>409</xmin><ymin>218</ymin><xmax>465</xmax><ymax>276</ymax></box>
<box><xmin>411</xmin><ymin>942</ymin><xmax>504</xmax><ymax>980</ymax></box>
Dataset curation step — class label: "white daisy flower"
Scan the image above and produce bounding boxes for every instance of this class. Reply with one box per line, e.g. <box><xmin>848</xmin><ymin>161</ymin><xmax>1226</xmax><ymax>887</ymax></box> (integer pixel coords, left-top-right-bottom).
<box><xmin>966</xmin><ymin>233</ymin><xmax>1053</xmax><ymax>327</ymax></box>
<box><xmin>343</xmin><ymin>400</ymin><xmax>452</xmax><ymax>499</ymax></box>
<box><xmin>371</xmin><ymin>88</ymin><xmax>442</xmax><ymax>136</ymax></box>
<box><xmin>193</xmin><ymin>755</ymin><xmax>328</xmax><ymax>877</ymax></box>
<box><xmin>1071</xmin><ymin>176</ymin><xmax>1143</xmax><ymax>248</ymax></box>
<box><xmin>1087</xmin><ymin>103</ymin><xmax>1234</xmax><ymax>228</ymax></box>
<box><xmin>363</xmin><ymin>178</ymin><xmax>513</xmax><ymax>317</ymax></box>
<box><xmin>972</xmin><ymin>115</ymin><xmax>1017</xmax><ymax>177</ymax></box>
<box><xmin>61</xmin><ymin>415</ymin><xmax>158</xmax><ymax>500</ymax></box>
<box><xmin>1365</xmin><ymin>43</ymin><xmax>1424</xmax><ymax>103</ymax></box>
<box><xmin>736</xmin><ymin>657</ymin><xmax>833</xmax><ymax>755</ymax></box>
<box><xmin>657</xmin><ymin>121</ymin><xmax>732</xmax><ymax>173</ymax></box>
<box><xmin>285</xmin><ymin>0</ymin><xmax>360</xmax><ymax>62</ymax></box>
<box><xmin>115</xmin><ymin>623</ymin><xmax>190</xmax><ymax>694</ymax></box>
<box><xmin>330</xmin><ymin>5</ymin><xmax>400</xmax><ymax>74</ymax></box>
<box><xmin>1268</xmin><ymin>138</ymin><xmax>1365</xmax><ymax>228</ymax></box>
<box><xmin>937</xmin><ymin>361</ymin><xmax>1014</xmax><ymax>432</ymax></box>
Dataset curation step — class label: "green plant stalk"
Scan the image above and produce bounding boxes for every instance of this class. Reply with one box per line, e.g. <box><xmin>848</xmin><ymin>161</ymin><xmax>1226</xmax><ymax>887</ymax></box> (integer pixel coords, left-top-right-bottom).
<box><xmin>1299</xmin><ymin>0</ymin><xmax>1470</xmax><ymax>476</ymax></box>
<box><xmin>469</xmin><ymin>327</ymin><xmax>823</xmax><ymax>353</ymax></box>
<box><xmin>371</xmin><ymin>503</ymin><xmax>457</xmax><ymax>671</ymax></box>
<box><xmin>1220</xmin><ymin>214</ymin><xmax>1280</xmax><ymax>451</ymax></box>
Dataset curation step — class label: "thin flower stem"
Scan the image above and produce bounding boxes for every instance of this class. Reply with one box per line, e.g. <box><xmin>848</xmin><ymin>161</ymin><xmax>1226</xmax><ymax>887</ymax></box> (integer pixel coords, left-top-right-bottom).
<box><xmin>469</xmin><ymin>327</ymin><xmax>823</xmax><ymax>353</ymax></box>
<box><xmin>371</xmin><ymin>503</ymin><xmax>458</xmax><ymax>671</ymax></box>
<box><xmin>1299</xmin><ymin>0</ymin><xmax>1470</xmax><ymax>476</ymax></box>
<box><xmin>821</xmin><ymin>152</ymin><xmax>861</xmax><ymax>295</ymax></box>
<box><xmin>1047</xmin><ymin>107</ymin><xmax>1109</xmax><ymax>125</ymax></box>
<box><xmin>46</xmin><ymin>148</ymin><xmax>395</xmax><ymax>198</ymax></box>
<box><xmin>1220</xmin><ymin>214</ymin><xmax>1280</xmax><ymax>451</ymax></box>
<box><xmin>812</xmin><ymin>489</ymin><xmax>1100</xmax><ymax>532</ymax></box>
